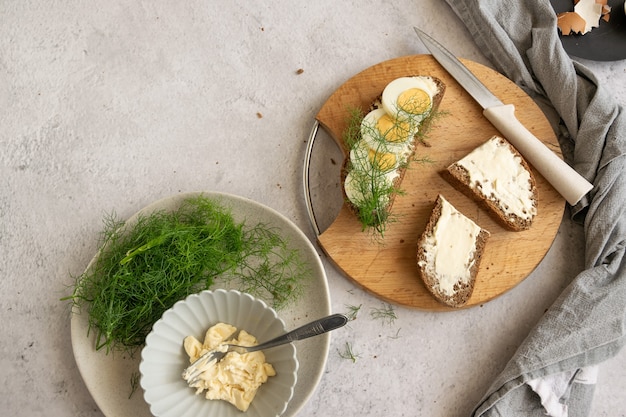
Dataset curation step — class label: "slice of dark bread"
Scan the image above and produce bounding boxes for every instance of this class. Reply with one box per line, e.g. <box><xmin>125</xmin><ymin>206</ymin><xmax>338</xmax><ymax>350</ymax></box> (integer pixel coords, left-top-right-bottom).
<box><xmin>445</xmin><ymin>136</ymin><xmax>537</xmax><ymax>231</ymax></box>
<box><xmin>416</xmin><ymin>194</ymin><xmax>490</xmax><ymax>308</ymax></box>
<box><xmin>342</xmin><ymin>76</ymin><xmax>446</xmax><ymax>230</ymax></box>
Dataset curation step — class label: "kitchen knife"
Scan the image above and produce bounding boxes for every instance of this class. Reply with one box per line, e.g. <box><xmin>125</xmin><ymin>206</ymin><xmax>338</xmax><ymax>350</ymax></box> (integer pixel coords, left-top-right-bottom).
<box><xmin>413</xmin><ymin>27</ymin><xmax>593</xmax><ymax>206</ymax></box>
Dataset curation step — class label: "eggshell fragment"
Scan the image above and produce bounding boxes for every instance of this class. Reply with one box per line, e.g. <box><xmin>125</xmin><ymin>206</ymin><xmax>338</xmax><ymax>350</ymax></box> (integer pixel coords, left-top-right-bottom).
<box><xmin>601</xmin><ymin>2</ymin><xmax>612</xmax><ymax>22</ymax></box>
<box><xmin>557</xmin><ymin>11</ymin><xmax>587</xmax><ymax>35</ymax></box>
<box><xmin>556</xmin><ymin>0</ymin><xmax>611</xmax><ymax>36</ymax></box>
<box><xmin>577</xmin><ymin>0</ymin><xmax>603</xmax><ymax>33</ymax></box>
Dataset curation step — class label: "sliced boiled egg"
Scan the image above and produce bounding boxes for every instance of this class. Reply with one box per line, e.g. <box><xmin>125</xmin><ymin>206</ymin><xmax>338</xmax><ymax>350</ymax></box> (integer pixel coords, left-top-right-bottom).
<box><xmin>344</xmin><ymin>169</ymin><xmax>394</xmax><ymax>208</ymax></box>
<box><xmin>367</xmin><ymin>147</ymin><xmax>398</xmax><ymax>172</ymax></box>
<box><xmin>344</xmin><ymin>75</ymin><xmax>440</xmax><ymax>211</ymax></box>
<box><xmin>361</xmin><ymin>108</ymin><xmax>414</xmax><ymax>144</ymax></box>
<box><xmin>381</xmin><ymin>76</ymin><xmax>439</xmax><ymax>122</ymax></box>
<box><xmin>350</xmin><ymin>140</ymin><xmax>400</xmax><ymax>173</ymax></box>
<box><xmin>344</xmin><ymin>170</ymin><xmax>370</xmax><ymax>206</ymax></box>
<box><xmin>345</xmin><ymin>139</ymin><xmax>400</xmax><ymax>207</ymax></box>
<box><xmin>360</xmin><ymin>108</ymin><xmax>416</xmax><ymax>156</ymax></box>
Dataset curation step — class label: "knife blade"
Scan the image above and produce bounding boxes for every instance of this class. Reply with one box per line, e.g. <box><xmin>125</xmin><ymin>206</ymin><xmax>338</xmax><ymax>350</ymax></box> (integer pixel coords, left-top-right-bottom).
<box><xmin>413</xmin><ymin>27</ymin><xmax>593</xmax><ymax>206</ymax></box>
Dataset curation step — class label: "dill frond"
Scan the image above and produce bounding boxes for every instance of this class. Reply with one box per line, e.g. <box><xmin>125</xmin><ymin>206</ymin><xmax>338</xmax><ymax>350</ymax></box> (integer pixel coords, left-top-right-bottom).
<box><xmin>129</xmin><ymin>372</ymin><xmax>140</xmax><ymax>399</ymax></box>
<box><xmin>370</xmin><ymin>303</ymin><xmax>397</xmax><ymax>326</ymax></box>
<box><xmin>342</xmin><ymin>101</ymin><xmax>444</xmax><ymax>237</ymax></box>
<box><xmin>337</xmin><ymin>342</ymin><xmax>360</xmax><ymax>363</ymax></box>
<box><xmin>344</xmin><ymin>303</ymin><xmax>362</xmax><ymax>321</ymax></box>
<box><xmin>64</xmin><ymin>195</ymin><xmax>309</xmax><ymax>354</ymax></box>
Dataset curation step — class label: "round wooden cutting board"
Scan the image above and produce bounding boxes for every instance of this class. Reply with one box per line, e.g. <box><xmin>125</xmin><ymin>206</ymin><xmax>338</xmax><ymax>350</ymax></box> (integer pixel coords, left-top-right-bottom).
<box><xmin>314</xmin><ymin>54</ymin><xmax>565</xmax><ymax>311</ymax></box>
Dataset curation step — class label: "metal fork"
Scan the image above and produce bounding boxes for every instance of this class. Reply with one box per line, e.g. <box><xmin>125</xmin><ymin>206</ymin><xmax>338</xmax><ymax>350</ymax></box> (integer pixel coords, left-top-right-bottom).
<box><xmin>182</xmin><ymin>313</ymin><xmax>348</xmax><ymax>384</ymax></box>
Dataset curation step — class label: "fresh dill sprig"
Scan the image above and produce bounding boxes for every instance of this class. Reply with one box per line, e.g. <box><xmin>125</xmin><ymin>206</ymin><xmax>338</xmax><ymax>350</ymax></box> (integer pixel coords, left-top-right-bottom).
<box><xmin>343</xmin><ymin>108</ymin><xmax>402</xmax><ymax>236</ymax></box>
<box><xmin>342</xmin><ymin>99</ymin><xmax>444</xmax><ymax>237</ymax></box>
<box><xmin>226</xmin><ymin>222</ymin><xmax>308</xmax><ymax>310</ymax></box>
<box><xmin>63</xmin><ymin>195</ymin><xmax>309</xmax><ymax>354</ymax></box>
<box><xmin>414</xmin><ymin>107</ymin><xmax>448</xmax><ymax>146</ymax></box>
<box><xmin>337</xmin><ymin>342</ymin><xmax>360</xmax><ymax>363</ymax></box>
<box><xmin>342</xmin><ymin>106</ymin><xmax>365</xmax><ymax>150</ymax></box>
<box><xmin>129</xmin><ymin>371</ymin><xmax>140</xmax><ymax>399</ymax></box>
<box><xmin>344</xmin><ymin>303</ymin><xmax>362</xmax><ymax>321</ymax></box>
<box><xmin>370</xmin><ymin>302</ymin><xmax>397</xmax><ymax>326</ymax></box>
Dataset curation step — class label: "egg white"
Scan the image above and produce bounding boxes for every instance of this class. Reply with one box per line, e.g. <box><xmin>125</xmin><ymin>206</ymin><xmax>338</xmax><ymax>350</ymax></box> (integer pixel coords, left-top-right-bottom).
<box><xmin>350</xmin><ymin>139</ymin><xmax>401</xmax><ymax>173</ymax></box>
<box><xmin>345</xmin><ymin>139</ymin><xmax>401</xmax><ymax>207</ymax></box>
<box><xmin>381</xmin><ymin>76</ymin><xmax>439</xmax><ymax>122</ymax></box>
<box><xmin>360</xmin><ymin>108</ymin><xmax>416</xmax><ymax>157</ymax></box>
<box><xmin>344</xmin><ymin>169</ymin><xmax>395</xmax><ymax>208</ymax></box>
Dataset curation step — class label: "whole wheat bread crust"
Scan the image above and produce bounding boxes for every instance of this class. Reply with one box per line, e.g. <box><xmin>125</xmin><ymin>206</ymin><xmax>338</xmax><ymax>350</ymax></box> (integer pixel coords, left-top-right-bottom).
<box><xmin>341</xmin><ymin>76</ymin><xmax>446</xmax><ymax>225</ymax></box>
<box><xmin>445</xmin><ymin>136</ymin><xmax>537</xmax><ymax>232</ymax></box>
<box><xmin>416</xmin><ymin>195</ymin><xmax>489</xmax><ymax>308</ymax></box>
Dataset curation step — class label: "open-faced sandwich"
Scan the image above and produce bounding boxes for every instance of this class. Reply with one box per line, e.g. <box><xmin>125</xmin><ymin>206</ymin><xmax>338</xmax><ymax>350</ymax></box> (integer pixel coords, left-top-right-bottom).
<box><xmin>446</xmin><ymin>135</ymin><xmax>537</xmax><ymax>231</ymax></box>
<box><xmin>417</xmin><ymin>194</ymin><xmax>490</xmax><ymax>308</ymax></box>
<box><xmin>342</xmin><ymin>76</ymin><xmax>446</xmax><ymax>235</ymax></box>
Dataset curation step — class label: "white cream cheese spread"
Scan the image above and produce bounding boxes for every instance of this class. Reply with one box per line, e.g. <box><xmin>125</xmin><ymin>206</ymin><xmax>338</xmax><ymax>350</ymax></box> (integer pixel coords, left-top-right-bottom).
<box><xmin>183</xmin><ymin>323</ymin><xmax>276</xmax><ymax>412</ymax></box>
<box><xmin>454</xmin><ymin>136</ymin><xmax>536</xmax><ymax>220</ymax></box>
<box><xmin>417</xmin><ymin>196</ymin><xmax>482</xmax><ymax>296</ymax></box>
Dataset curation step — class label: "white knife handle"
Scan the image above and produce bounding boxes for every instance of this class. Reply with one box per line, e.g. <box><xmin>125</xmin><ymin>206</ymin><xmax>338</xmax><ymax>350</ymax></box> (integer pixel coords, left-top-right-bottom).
<box><xmin>483</xmin><ymin>104</ymin><xmax>593</xmax><ymax>206</ymax></box>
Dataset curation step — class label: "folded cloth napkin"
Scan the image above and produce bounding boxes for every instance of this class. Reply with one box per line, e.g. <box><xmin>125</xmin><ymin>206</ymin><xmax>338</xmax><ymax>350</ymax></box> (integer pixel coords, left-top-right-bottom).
<box><xmin>442</xmin><ymin>0</ymin><xmax>626</xmax><ymax>416</ymax></box>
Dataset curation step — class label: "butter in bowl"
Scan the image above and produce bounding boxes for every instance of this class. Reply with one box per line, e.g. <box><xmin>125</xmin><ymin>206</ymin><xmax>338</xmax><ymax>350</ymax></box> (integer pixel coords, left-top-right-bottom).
<box><xmin>139</xmin><ymin>289</ymin><xmax>298</xmax><ymax>417</ymax></box>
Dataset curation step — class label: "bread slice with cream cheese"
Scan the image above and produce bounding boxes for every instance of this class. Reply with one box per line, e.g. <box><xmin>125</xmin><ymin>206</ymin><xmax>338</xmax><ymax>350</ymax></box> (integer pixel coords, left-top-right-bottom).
<box><xmin>446</xmin><ymin>135</ymin><xmax>537</xmax><ymax>231</ymax></box>
<box><xmin>417</xmin><ymin>194</ymin><xmax>490</xmax><ymax>308</ymax></box>
<box><xmin>342</xmin><ymin>75</ymin><xmax>446</xmax><ymax>233</ymax></box>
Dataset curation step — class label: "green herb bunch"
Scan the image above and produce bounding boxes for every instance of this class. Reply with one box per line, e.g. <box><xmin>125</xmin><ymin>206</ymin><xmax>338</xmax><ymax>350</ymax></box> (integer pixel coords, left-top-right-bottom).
<box><xmin>65</xmin><ymin>195</ymin><xmax>308</xmax><ymax>354</ymax></box>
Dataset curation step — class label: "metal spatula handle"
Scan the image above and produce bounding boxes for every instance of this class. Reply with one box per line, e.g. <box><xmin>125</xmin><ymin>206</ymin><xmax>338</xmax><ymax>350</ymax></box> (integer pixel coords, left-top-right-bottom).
<box><xmin>244</xmin><ymin>313</ymin><xmax>348</xmax><ymax>353</ymax></box>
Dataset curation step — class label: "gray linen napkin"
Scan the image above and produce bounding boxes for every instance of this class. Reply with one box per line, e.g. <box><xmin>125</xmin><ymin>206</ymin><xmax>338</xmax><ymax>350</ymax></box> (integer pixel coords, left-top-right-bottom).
<box><xmin>442</xmin><ymin>0</ymin><xmax>626</xmax><ymax>416</ymax></box>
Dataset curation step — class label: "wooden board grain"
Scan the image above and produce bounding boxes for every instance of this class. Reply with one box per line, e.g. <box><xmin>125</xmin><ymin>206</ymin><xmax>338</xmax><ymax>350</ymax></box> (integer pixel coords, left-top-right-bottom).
<box><xmin>315</xmin><ymin>55</ymin><xmax>565</xmax><ymax>311</ymax></box>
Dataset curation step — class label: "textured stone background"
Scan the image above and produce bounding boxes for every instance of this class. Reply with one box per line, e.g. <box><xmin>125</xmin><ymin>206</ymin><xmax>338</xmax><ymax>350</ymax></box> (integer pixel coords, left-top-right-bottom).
<box><xmin>1</xmin><ymin>1</ymin><xmax>624</xmax><ymax>416</ymax></box>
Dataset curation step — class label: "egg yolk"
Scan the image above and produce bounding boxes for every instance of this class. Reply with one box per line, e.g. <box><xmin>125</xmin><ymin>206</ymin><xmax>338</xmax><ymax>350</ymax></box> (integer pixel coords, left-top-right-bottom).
<box><xmin>368</xmin><ymin>148</ymin><xmax>397</xmax><ymax>171</ymax></box>
<box><xmin>375</xmin><ymin>114</ymin><xmax>412</xmax><ymax>143</ymax></box>
<box><xmin>397</xmin><ymin>88</ymin><xmax>431</xmax><ymax>115</ymax></box>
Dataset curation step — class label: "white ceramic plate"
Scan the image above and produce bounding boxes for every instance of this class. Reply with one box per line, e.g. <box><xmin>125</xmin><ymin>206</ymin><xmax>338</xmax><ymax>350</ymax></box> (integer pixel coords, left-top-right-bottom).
<box><xmin>140</xmin><ymin>289</ymin><xmax>298</xmax><ymax>417</ymax></box>
<box><xmin>70</xmin><ymin>191</ymin><xmax>331</xmax><ymax>417</ymax></box>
